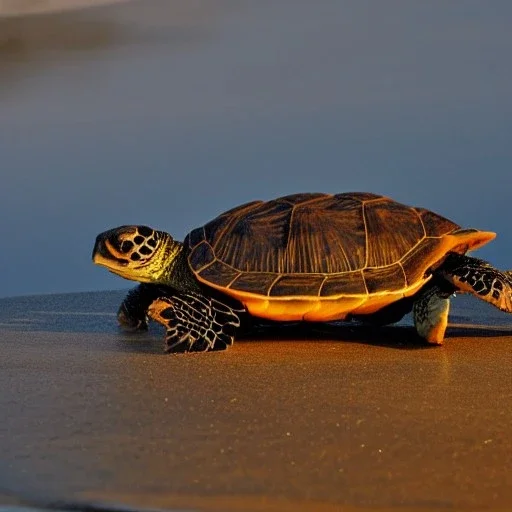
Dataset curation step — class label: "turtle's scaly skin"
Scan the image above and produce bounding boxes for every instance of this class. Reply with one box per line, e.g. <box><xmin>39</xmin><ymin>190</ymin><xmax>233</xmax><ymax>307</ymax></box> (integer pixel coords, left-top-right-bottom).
<box><xmin>185</xmin><ymin>193</ymin><xmax>495</xmax><ymax>322</ymax></box>
<box><xmin>147</xmin><ymin>292</ymin><xmax>240</xmax><ymax>352</ymax></box>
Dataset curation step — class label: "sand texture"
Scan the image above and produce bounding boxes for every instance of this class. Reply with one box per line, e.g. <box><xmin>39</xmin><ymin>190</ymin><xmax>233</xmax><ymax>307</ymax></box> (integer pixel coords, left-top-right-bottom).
<box><xmin>1</xmin><ymin>292</ymin><xmax>511</xmax><ymax>511</ymax></box>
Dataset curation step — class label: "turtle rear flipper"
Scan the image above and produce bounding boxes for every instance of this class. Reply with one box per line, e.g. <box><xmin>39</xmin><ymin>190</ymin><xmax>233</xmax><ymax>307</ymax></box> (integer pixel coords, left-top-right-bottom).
<box><xmin>148</xmin><ymin>293</ymin><xmax>241</xmax><ymax>353</ymax></box>
<box><xmin>413</xmin><ymin>282</ymin><xmax>454</xmax><ymax>344</ymax></box>
<box><xmin>440</xmin><ymin>254</ymin><xmax>512</xmax><ymax>312</ymax></box>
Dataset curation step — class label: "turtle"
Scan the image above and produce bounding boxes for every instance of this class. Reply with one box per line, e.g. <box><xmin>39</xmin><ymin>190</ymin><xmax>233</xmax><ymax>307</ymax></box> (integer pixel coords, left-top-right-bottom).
<box><xmin>92</xmin><ymin>192</ymin><xmax>512</xmax><ymax>353</ymax></box>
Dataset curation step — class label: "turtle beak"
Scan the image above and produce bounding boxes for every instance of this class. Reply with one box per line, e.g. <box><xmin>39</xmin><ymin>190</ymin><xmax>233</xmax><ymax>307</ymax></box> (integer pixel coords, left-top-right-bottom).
<box><xmin>92</xmin><ymin>228</ymin><xmax>131</xmax><ymax>266</ymax></box>
<box><xmin>92</xmin><ymin>234</ymin><xmax>104</xmax><ymax>262</ymax></box>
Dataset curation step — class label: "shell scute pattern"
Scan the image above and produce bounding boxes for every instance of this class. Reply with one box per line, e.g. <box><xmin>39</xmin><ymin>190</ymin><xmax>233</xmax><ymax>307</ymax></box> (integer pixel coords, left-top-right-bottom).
<box><xmin>217</xmin><ymin>201</ymin><xmax>293</xmax><ymax>273</ymax></box>
<box><xmin>269</xmin><ymin>274</ymin><xmax>326</xmax><ymax>297</ymax></box>
<box><xmin>228</xmin><ymin>272</ymin><xmax>277</xmax><ymax>294</ymax></box>
<box><xmin>197</xmin><ymin>260</ymin><xmax>240</xmax><ymax>288</ymax></box>
<box><xmin>187</xmin><ymin>193</ymin><xmax>463</xmax><ymax>299</ymax></box>
<box><xmin>363</xmin><ymin>263</ymin><xmax>407</xmax><ymax>294</ymax></box>
<box><xmin>284</xmin><ymin>195</ymin><xmax>366</xmax><ymax>273</ymax></box>
<box><xmin>319</xmin><ymin>271</ymin><xmax>367</xmax><ymax>297</ymax></box>
<box><xmin>364</xmin><ymin>200</ymin><xmax>425</xmax><ymax>267</ymax></box>
<box><xmin>275</xmin><ymin>192</ymin><xmax>327</xmax><ymax>206</ymax></box>
<box><xmin>188</xmin><ymin>240</ymin><xmax>215</xmax><ymax>272</ymax></box>
<box><xmin>400</xmin><ymin>238</ymin><xmax>445</xmax><ymax>286</ymax></box>
<box><xmin>414</xmin><ymin>208</ymin><xmax>459</xmax><ymax>237</ymax></box>
<box><xmin>186</xmin><ymin>225</ymin><xmax>205</xmax><ymax>249</ymax></box>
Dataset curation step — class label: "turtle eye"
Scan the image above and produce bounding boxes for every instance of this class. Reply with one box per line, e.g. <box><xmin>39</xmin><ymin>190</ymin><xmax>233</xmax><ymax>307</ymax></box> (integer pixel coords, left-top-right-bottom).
<box><xmin>121</xmin><ymin>240</ymin><xmax>134</xmax><ymax>253</ymax></box>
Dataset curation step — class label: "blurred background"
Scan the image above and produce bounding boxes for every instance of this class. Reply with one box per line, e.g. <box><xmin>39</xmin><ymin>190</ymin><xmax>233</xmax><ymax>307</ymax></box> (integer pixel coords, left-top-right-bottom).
<box><xmin>1</xmin><ymin>0</ymin><xmax>511</xmax><ymax>298</ymax></box>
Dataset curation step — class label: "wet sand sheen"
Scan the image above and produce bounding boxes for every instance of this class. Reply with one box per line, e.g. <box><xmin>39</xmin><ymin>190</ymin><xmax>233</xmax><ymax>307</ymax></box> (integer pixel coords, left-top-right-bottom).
<box><xmin>1</xmin><ymin>293</ymin><xmax>511</xmax><ymax>511</ymax></box>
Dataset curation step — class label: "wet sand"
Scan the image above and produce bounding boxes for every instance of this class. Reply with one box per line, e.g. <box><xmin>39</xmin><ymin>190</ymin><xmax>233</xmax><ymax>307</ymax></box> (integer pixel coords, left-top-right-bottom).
<box><xmin>1</xmin><ymin>303</ymin><xmax>512</xmax><ymax>512</ymax></box>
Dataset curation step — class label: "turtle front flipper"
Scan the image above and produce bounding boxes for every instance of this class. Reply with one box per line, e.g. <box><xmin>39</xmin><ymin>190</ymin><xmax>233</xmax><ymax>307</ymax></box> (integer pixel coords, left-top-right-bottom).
<box><xmin>148</xmin><ymin>292</ymin><xmax>241</xmax><ymax>353</ymax></box>
<box><xmin>118</xmin><ymin>283</ymin><xmax>170</xmax><ymax>331</ymax></box>
<box><xmin>440</xmin><ymin>254</ymin><xmax>512</xmax><ymax>313</ymax></box>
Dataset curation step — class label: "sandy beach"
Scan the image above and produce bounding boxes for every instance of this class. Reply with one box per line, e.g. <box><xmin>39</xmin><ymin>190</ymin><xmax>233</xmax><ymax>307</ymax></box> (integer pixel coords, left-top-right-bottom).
<box><xmin>1</xmin><ymin>292</ymin><xmax>511</xmax><ymax>512</ymax></box>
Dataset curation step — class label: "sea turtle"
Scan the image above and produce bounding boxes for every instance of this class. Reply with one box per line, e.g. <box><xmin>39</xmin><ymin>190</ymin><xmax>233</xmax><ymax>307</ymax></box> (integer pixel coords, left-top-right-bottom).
<box><xmin>92</xmin><ymin>192</ymin><xmax>512</xmax><ymax>353</ymax></box>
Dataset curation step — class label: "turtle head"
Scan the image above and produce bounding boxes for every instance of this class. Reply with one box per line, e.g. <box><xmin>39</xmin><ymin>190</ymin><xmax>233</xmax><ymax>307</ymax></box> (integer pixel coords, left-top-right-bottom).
<box><xmin>92</xmin><ymin>225</ymin><xmax>180</xmax><ymax>283</ymax></box>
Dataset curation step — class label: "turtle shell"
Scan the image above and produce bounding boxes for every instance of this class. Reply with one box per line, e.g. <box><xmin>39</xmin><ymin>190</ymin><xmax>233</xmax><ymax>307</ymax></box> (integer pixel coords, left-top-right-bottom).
<box><xmin>185</xmin><ymin>193</ymin><xmax>495</xmax><ymax>321</ymax></box>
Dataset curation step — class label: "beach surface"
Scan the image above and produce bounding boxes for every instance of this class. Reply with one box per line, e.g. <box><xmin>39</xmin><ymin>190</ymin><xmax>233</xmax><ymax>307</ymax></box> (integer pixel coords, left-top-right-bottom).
<box><xmin>0</xmin><ymin>291</ymin><xmax>511</xmax><ymax>512</ymax></box>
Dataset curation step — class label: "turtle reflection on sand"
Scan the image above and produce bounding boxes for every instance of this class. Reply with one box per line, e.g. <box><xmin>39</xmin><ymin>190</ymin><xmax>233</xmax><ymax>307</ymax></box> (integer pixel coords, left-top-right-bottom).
<box><xmin>92</xmin><ymin>192</ymin><xmax>512</xmax><ymax>353</ymax></box>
